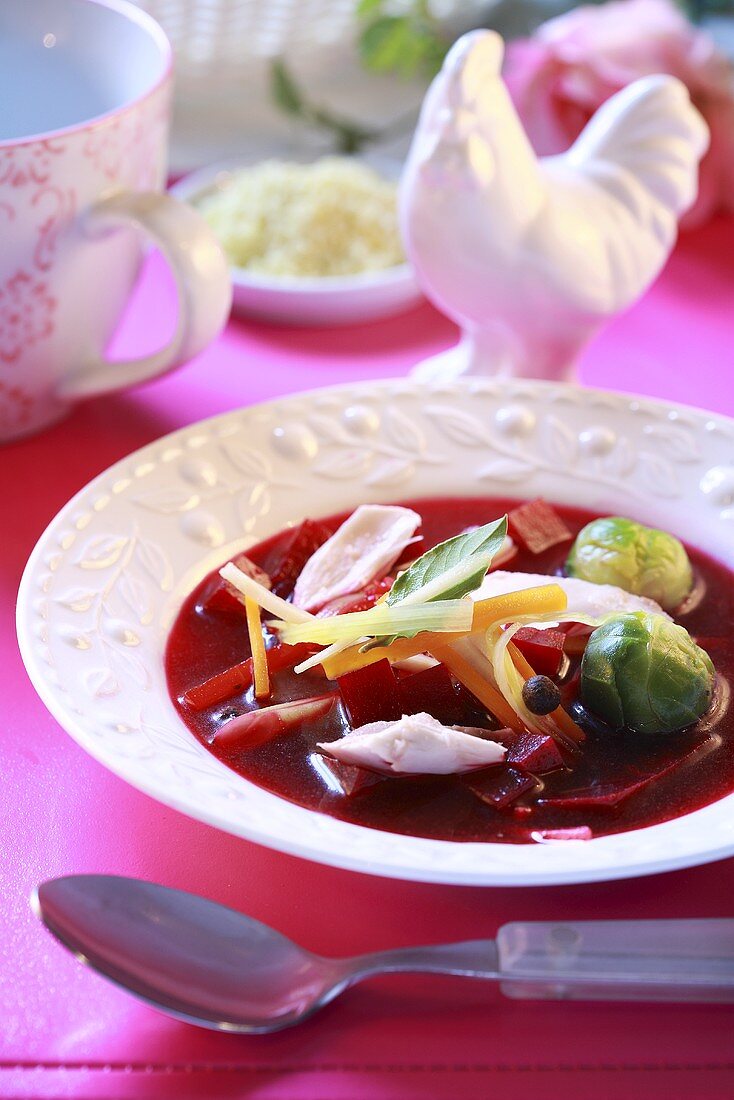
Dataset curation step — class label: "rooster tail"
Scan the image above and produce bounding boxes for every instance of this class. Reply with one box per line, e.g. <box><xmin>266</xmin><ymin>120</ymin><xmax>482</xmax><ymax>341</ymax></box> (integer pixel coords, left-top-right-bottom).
<box><xmin>566</xmin><ymin>75</ymin><xmax>709</xmax><ymax>223</ymax></box>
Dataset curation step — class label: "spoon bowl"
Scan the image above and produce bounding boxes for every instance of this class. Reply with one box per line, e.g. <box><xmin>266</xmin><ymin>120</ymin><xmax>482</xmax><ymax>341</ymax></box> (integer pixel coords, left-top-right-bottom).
<box><xmin>32</xmin><ymin>875</ymin><xmax>349</xmax><ymax>1032</ymax></box>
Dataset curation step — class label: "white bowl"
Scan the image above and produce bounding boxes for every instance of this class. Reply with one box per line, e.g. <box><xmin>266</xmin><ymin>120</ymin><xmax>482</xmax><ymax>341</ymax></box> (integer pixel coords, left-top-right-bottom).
<box><xmin>17</xmin><ymin>378</ymin><xmax>734</xmax><ymax>885</ymax></box>
<box><xmin>171</xmin><ymin>159</ymin><xmax>423</xmax><ymax>326</ymax></box>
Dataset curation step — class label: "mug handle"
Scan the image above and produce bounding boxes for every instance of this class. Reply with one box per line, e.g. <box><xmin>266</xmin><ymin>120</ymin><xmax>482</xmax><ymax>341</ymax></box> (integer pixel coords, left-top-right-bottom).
<box><xmin>58</xmin><ymin>191</ymin><xmax>232</xmax><ymax>400</ymax></box>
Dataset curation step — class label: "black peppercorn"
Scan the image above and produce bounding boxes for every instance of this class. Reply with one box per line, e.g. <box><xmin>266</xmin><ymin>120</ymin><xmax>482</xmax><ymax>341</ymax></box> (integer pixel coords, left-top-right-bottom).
<box><xmin>522</xmin><ymin>675</ymin><xmax>561</xmax><ymax>716</ymax></box>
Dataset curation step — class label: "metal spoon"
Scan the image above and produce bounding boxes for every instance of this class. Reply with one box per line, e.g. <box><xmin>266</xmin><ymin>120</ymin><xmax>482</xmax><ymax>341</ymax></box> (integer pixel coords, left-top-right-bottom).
<box><xmin>32</xmin><ymin>875</ymin><xmax>734</xmax><ymax>1033</ymax></box>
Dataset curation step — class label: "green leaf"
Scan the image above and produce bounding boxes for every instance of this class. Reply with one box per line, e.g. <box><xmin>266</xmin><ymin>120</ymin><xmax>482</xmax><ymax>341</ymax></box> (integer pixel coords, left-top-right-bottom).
<box><xmin>387</xmin><ymin>516</ymin><xmax>508</xmax><ymax>606</ymax></box>
<box><xmin>359</xmin><ymin>16</ymin><xmax>416</xmax><ymax>74</ymax></box>
<box><xmin>362</xmin><ymin>516</ymin><xmax>508</xmax><ymax>651</ymax></box>
<box><xmin>356</xmin><ymin>0</ymin><xmax>385</xmax><ymax>15</ymax></box>
<box><xmin>270</xmin><ymin>59</ymin><xmax>304</xmax><ymax>117</ymax></box>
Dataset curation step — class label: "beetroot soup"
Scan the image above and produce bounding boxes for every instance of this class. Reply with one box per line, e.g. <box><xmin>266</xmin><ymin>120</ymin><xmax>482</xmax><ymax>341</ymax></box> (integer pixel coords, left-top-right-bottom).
<box><xmin>166</xmin><ymin>498</ymin><xmax>733</xmax><ymax>844</ymax></box>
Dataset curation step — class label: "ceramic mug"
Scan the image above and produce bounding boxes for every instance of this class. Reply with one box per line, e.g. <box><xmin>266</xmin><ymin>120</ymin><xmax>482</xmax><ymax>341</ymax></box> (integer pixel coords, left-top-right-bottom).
<box><xmin>0</xmin><ymin>0</ymin><xmax>232</xmax><ymax>443</ymax></box>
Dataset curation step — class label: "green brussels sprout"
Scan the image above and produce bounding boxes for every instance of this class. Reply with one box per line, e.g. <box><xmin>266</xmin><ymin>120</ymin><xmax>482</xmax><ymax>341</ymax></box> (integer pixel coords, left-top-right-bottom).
<box><xmin>566</xmin><ymin>516</ymin><xmax>693</xmax><ymax>611</ymax></box>
<box><xmin>580</xmin><ymin>612</ymin><xmax>714</xmax><ymax>735</ymax></box>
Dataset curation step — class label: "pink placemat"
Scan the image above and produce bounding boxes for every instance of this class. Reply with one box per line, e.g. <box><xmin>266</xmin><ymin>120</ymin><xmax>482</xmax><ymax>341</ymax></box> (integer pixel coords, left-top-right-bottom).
<box><xmin>4</xmin><ymin>217</ymin><xmax>734</xmax><ymax>1100</ymax></box>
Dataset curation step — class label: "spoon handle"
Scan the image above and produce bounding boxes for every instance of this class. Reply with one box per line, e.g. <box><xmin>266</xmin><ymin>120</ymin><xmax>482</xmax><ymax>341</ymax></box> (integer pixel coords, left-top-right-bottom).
<box><xmin>496</xmin><ymin>919</ymin><xmax>734</xmax><ymax>1002</ymax></box>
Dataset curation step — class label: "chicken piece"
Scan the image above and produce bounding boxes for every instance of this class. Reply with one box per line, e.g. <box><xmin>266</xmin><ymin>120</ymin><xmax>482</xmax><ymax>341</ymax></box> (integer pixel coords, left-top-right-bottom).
<box><xmin>318</xmin><ymin>712</ymin><xmax>506</xmax><ymax>775</ymax></box>
<box><xmin>401</xmin><ymin>30</ymin><xmax>709</xmax><ymax>381</ymax></box>
<box><xmin>472</xmin><ymin>571</ymin><xmax>670</xmax><ymax>620</ymax></box>
<box><xmin>292</xmin><ymin>504</ymin><xmax>421</xmax><ymax>612</ymax></box>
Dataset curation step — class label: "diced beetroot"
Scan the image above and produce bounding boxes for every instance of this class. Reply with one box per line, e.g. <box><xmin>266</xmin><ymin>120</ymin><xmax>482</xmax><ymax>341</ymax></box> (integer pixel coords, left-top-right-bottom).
<box><xmin>560</xmin><ymin>667</ymin><xmax>582</xmax><ymax>709</ymax></box>
<box><xmin>532</xmin><ymin>826</ymin><xmax>593</xmax><ymax>841</ymax></box>
<box><xmin>215</xmin><ymin>695</ymin><xmax>335</xmax><ymax>749</ymax></box>
<box><xmin>204</xmin><ymin>586</ymin><xmax>247</xmax><ymax>616</ymax></box>
<box><xmin>268</xmin><ymin>519</ymin><xmax>333</xmax><ymax>599</ymax></box>
<box><xmin>202</xmin><ymin>552</ymin><xmax>272</xmax><ymax>616</ymax></box>
<box><xmin>561</xmin><ymin>622</ymin><xmax>594</xmax><ymax>657</ymax></box>
<box><xmin>266</xmin><ymin>642</ymin><xmax>319</xmax><ymax>675</ymax></box>
<box><xmin>337</xmin><ymin>659</ymin><xmax>402</xmax><ymax>728</ymax></box>
<box><xmin>508</xmin><ymin>499</ymin><xmax>572</xmax><ymax>554</ymax></box>
<box><xmin>464</xmin><ymin>766</ymin><xmax>537</xmax><ymax>809</ymax></box>
<box><xmin>512</xmin><ymin>627</ymin><xmax>566</xmax><ymax>677</ymax></box>
<box><xmin>317</xmin><ymin>575</ymin><xmax>394</xmax><ymax>618</ymax></box>
<box><xmin>398</xmin><ymin>663</ymin><xmax>466</xmax><ymax>725</ymax></box>
<box><xmin>183</xmin><ymin>642</ymin><xmax>317</xmax><ymax>711</ymax></box>
<box><xmin>507</xmin><ymin>732</ymin><xmax>565</xmax><ymax>774</ymax></box>
<box><xmin>539</xmin><ymin>781</ymin><xmax>650</xmax><ymax>810</ymax></box>
<box><xmin>451</xmin><ymin>680</ymin><xmax>499</xmax><ymax>728</ymax></box>
<box><xmin>310</xmin><ymin>753</ymin><xmax>384</xmax><ymax>797</ymax></box>
<box><xmin>538</xmin><ymin>738</ymin><xmax>715</xmax><ymax>810</ymax></box>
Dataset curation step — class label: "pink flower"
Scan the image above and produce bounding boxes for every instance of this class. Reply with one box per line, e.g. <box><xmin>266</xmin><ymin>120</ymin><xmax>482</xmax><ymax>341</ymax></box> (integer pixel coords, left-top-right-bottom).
<box><xmin>503</xmin><ymin>0</ymin><xmax>734</xmax><ymax>226</ymax></box>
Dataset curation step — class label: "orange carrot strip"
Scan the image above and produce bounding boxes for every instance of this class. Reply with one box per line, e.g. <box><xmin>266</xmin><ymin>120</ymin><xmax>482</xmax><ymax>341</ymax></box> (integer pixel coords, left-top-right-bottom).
<box><xmin>429</xmin><ymin>644</ymin><xmax>523</xmax><ymax>734</ymax></box>
<box><xmin>322</xmin><ymin>585</ymin><xmax>567</xmax><ymax>680</ymax></box>
<box><xmin>471</xmin><ymin>585</ymin><xmax>566</xmax><ymax>632</ymax></box>
<box><xmin>508</xmin><ymin>643</ymin><xmax>584</xmax><ymax>744</ymax></box>
<box><xmin>245</xmin><ymin>597</ymin><xmax>270</xmax><ymax>700</ymax></box>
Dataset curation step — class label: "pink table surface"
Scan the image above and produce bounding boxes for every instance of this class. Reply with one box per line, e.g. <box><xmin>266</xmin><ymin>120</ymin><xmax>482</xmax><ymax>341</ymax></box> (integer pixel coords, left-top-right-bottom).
<box><xmin>4</xmin><ymin>216</ymin><xmax>734</xmax><ymax>1100</ymax></box>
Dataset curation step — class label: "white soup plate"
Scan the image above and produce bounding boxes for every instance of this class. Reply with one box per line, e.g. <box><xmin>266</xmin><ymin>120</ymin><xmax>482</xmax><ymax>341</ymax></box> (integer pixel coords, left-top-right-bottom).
<box><xmin>17</xmin><ymin>378</ymin><xmax>734</xmax><ymax>885</ymax></box>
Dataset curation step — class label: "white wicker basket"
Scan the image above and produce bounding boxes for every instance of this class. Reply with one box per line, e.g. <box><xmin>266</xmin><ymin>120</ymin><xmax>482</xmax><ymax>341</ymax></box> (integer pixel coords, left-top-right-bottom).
<box><xmin>138</xmin><ymin>0</ymin><xmax>358</xmax><ymax>76</ymax></box>
<box><xmin>131</xmin><ymin>1</ymin><xmax>566</xmax><ymax>168</ymax></box>
<box><xmin>131</xmin><ymin>1</ymin><xmax>424</xmax><ymax>167</ymax></box>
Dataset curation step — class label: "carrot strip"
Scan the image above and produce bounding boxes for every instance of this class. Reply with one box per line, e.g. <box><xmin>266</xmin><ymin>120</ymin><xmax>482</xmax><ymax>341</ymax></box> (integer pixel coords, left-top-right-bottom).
<box><xmin>508</xmin><ymin>643</ymin><xmax>584</xmax><ymax>744</ymax></box>
<box><xmin>183</xmin><ymin>659</ymin><xmax>253</xmax><ymax>710</ymax></box>
<box><xmin>470</xmin><ymin>585</ymin><xmax>567</xmax><ymax>632</ymax></box>
<box><xmin>246</xmin><ymin>596</ymin><xmax>270</xmax><ymax>700</ymax></box>
<box><xmin>321</xmin><ymin>585</ymin><xmax>567</xmax><ymax>679</ymax></box>
<box><xmin>429</xmin><ymin>644</ymin><xmax>524</xmax><ymax>734</ymax></box>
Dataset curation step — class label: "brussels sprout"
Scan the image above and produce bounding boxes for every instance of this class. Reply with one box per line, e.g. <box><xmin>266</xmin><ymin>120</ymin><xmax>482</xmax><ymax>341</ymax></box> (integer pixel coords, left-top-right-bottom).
<box><xmin>580</xmin><ymin>612</ymin><xmax>714</xmax><ymax>735</ymax></box>
<box><xmin>566</xmin><ymin>517</ymin><xmax>693</xmax><ymax>611</ymax></box>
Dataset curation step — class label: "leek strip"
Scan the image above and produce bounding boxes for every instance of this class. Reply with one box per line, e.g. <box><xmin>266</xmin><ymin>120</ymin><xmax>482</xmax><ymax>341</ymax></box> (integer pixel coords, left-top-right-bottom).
<box><xmin>245</xmin><ymin>597</ymin><xmax>270</xmax><ymax>700</ymax></box>
<box><xmin>490</xmin><ymin>623</ymin><xmax>548</xmax><ymax>739</ymax></box>
<box><xmin>429</xmin><ymin>643</ymin><xmax>523</xmax><ymax>733</ymax></box>
<box><xmin>220</xmin><ymin>563</ymin><xmax>312</xmax><ymax>624</ymax></box>
<box><xmin>295</xmin><ymin>638</ymin><xmax>361</xmax><ymax>676</ymax></box>
<box><xmin>318</xmin><ymin>586</ymin><xmax>569</xmax><ymax>679</ymax></box>
<box><xmin>274</xmin><ymin>599</ymin><xmax>473</xmax><ymax>647</ymax></box>
<box><xmin>481</xmin><ymin>607</ymin><xmax>598</xmax><ymax>634</ymax></box>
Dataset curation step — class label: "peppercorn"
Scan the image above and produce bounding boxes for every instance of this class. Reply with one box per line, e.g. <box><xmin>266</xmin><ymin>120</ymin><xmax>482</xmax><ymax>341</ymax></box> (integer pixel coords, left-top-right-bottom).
<box><xmin>522</xmin><ymin>675</ymin><xmax>561</xmax><ymax>716</ymax></box>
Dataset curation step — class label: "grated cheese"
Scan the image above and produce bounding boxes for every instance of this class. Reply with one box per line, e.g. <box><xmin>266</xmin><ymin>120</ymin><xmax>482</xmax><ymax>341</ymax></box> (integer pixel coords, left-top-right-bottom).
<box><xmin>198</xmin><ymin>157</ymin><xmax>404</xmax><ymax>277</ymax></box>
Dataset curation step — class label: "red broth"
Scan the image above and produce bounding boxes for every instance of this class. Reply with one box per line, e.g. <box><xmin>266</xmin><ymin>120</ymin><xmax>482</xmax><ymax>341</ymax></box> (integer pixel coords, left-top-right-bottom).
<box><xmin>165</xmin><ymin>498</ymin><xmax>734</xmax><ymax>843</ymax></box>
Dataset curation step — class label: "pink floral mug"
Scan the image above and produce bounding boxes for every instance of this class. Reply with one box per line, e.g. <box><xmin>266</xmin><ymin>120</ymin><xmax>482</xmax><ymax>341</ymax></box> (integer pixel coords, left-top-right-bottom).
<box><xmin>0</xmin><ymin>0</ymin><xmax>232</xmax><ymax>443</ymax></box>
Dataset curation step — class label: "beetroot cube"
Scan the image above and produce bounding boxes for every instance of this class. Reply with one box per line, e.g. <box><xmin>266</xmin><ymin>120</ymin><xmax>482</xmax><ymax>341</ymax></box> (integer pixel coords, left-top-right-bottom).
<box><xmin>398</xmin><ymin>663</ymin><xmax>464</xmax><ymax>725</ymax></box>
<box><xmin>338</xmin><ymin>659</ymin><xmax>402</xmax><ymax>728</ymax></box>
<box><xmin>507</xmin><ymin>732</ymin><xmax>564</xmax><ymax>774</ymax></box>
<box><xmin>203</xmin><ymin>552</ymin><xmax>271</xmax><ymax>616</ymax></box>
<box><xmin>538</xmin><ymin>782</ymin><xmax>648</xmax><ymax>810</ymax></box>
<box><xmin>512</xmin><ymin>627</ymin><xmax>566</xmax><ymax>677</ymax></box>
<box><xmin>310</xmin><ymin>753</ymin><xmax>384</xmax><ymax>797</ymax></box>
<box><xmin>268</xmin><ymin>519</ymin><xmax>332</xmax><ymax>599</ymax></box>
<box><xmin>464</xmin><ymin>766</ymin><xmax>537</xmax><ymax>809</ymax></box>
<box><xmin>508</xmin><ymin>499</ymin><xmax>572</xmax><ymax>554</ymax></box>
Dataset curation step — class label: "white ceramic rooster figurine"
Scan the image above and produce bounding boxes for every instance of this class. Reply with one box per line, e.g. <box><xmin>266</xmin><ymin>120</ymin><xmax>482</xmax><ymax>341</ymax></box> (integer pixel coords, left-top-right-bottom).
<box><xmin>400</xmin><ymin>31</ymin><xmax>709</xmax><ymax>382</ymax></box>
